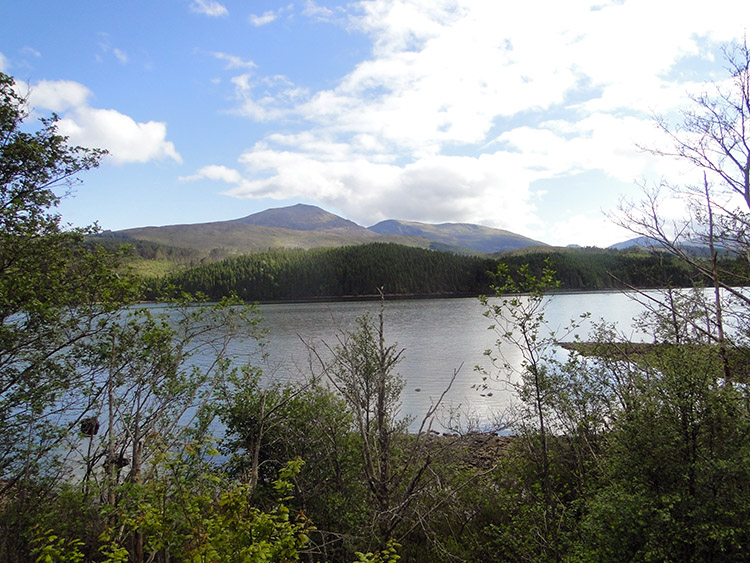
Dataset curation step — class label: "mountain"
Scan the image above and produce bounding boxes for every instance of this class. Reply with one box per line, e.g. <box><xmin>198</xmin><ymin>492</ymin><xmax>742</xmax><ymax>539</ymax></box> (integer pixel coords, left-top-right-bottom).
<box><xmin>113</xmin><ymin>204</ymin><xmax>390</xmax><ymax>256</ymax></box>
<box><xmin>368</xmin><ymin>219</ymin><xmax>548</xmax><ymax>254</ymax></box>
<box><xmin>104</xmin><ymin>204</ymin><xmax>546</xmax><ymax>259</ymax></box>
<box><xmin>231</xmin><ymin>203</ymin><xmax>364</xmax><ymax>233</ymax></box>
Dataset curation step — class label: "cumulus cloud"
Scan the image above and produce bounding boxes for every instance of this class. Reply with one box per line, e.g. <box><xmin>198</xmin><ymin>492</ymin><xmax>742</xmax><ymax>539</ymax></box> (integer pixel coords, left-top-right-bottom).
<box><xmin>26</xmin><ymin>80</ymin><xmax>92</xmax><ymax>112</ymax></box>
<box><xmin>57</xmin><ymin>109</ymin><xmax>181</xmax><ymax>164</ymax></box>
<box><xmin>190</xmin><ymin>0</ymin><xmax>227</xmax><ymax>17</ymax></box>
<box><xmin>0</xmin><ymin>52</ymin><xmax>9</xmax><ymax>72</ymax></box>
<box><xmin>26</xmin><ymin>79</ymin><xmax>181</xmax><ymax>165</ymax></box>
<box><xmin>195</xmin><ymin>0</ymin><xmax>750</xmax><ymax>244</ymax></box>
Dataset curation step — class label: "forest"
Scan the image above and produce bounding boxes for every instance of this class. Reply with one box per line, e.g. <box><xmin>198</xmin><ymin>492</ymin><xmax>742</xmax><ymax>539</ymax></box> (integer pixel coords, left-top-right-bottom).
<box><xmin>143</xmin><ymin>243</ymin><xmax>497</xmax><ymax>301</ymax></box>
<box><xmin>141</xmin><ymin>242</ymin><xmax>717</xmax><ymax>302</ymax></box>
<box><xmin>3</xmin><ymin>40</ymin><xmax>750</xmax><ymax>563</ymax></box>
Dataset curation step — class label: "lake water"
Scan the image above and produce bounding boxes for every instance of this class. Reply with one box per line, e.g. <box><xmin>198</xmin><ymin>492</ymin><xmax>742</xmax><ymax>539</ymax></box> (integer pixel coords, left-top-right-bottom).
<box><xmin>228</xmin><ymin>291</ymin><xmax>653</xmax><ymax>431</ymax></box>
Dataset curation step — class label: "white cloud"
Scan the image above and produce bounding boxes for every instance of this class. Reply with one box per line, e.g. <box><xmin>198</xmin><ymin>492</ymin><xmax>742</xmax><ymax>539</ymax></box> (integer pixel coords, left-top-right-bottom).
<box><xmin>550</xmin><ymin>214</ymin><xmax>633</xmax><ymax>248</ymax></box>
<box><xmin>211</xmin><ymin>52</ymin><xmax>257</xmax><ymax>70</ymax></box>
<box><xmin>58</xmin><ymin>109</ymin><xmax>181</xmax><ymax>164</ymax></box>
<box><xmin>302</xmin><ymin>0</ymin><xmax>340</xmax><ymax>22</ymax></box>
<box><xmin>198</xmin><ymin>0</ymin><xmax>750</xmax><ymax>244</ymax></box>
<box><xmin>190</xmin><ymin>0</ymin><xmax>227</xmax><ymax>17</ymax></box>
<box><xmin>249</xmin><ymin>11</ymin><xmax>277</xmax><ymax>27</ymax></box>
<box><xmin>113</xmin><ymin>48</ymin><xmax>128</xmax><ymax>64</ymax></box>
<box><xmin>210</xmin><ymin>53</ymin><xmax>303</xmax><ymax>121</ymax></box>
<box><xmin>180</xmin><ymin>165</ymin><xmax>243</xmax><ymax>184</ymax></box>
<box><xmin>494</xmin><ymin>113</ymin><xmax>675</xmax><ymax>184</ymax></box>
<box><xmin>0</xmin><ymin>52</ymin><xmax>9</xmax><ymax>72</ymax></box>
<box><xmin>205</xmin><ymin>138</ymin><xmax>540</xmax><ymax>235</ymax></box>
<box><xmin>27</xmin><ymin>79</ymin><xmax>181</xmax><ymax>165</ymax></box>
<box><xmin>20</xmin><ymin>46</ymin><xmax>41</xmax><ymax>58</ymax></box>
<box><xmin>26</xmin><ymin>80</ymin><xmax>92</xmax><ymax>112</ymax></box>
<box><xmin>228</xmin><ymin>73</ymin><xmax>308</xmax><ymax>121</ymax></box>
<box><xmin>95</xmin><ymin>34</ymin><xmax>131</xmax><ymax>66</ymax></box>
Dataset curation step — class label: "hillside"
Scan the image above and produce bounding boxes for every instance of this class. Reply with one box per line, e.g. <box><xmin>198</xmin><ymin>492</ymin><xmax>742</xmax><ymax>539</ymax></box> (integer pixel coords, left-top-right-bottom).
<box><xmin>116</xmin><ymin>222</ymin><xmax>384</xmax><ymax>253</ymax></box>
<box><xmin>104</xmin><ymin>204</ymin><xmax>545</xmax><ymax>261</ymax></box>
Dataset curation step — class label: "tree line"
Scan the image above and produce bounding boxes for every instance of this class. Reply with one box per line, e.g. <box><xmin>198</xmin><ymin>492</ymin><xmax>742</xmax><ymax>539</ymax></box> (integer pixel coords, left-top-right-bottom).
<box><xmin>140</xmin><ymin>242</ymin><xmax>738</xmax><ymax>302</ymax></box>
<box><xmin>143</xmin><ymin>243</ymin><xmax>498</xmax><ymax>300</ymax></box>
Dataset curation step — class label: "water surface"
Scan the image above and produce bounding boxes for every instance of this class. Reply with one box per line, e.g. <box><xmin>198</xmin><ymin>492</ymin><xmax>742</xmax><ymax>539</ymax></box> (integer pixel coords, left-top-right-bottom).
<box><xmin>245</xmin><ymin>292</ymin><xmax>650</xmax><ymax>430</ymax></box>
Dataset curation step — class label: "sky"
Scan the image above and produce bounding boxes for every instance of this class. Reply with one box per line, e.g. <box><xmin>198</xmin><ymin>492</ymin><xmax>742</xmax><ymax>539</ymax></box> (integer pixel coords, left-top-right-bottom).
<box><xmin>2</xmin><ymin>1</ymin><xmax>749</xmax><ymax>247</ymax></box>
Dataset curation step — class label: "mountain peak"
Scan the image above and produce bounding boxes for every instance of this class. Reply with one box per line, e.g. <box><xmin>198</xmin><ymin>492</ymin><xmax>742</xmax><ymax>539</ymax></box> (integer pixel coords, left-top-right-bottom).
<box><xmin>233</xmin><ymin>204</ymin><xmax>365</xmax><ymax>232</ymax></box>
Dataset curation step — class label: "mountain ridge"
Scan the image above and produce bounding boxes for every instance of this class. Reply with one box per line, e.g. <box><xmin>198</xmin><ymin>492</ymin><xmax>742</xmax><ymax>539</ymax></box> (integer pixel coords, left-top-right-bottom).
<box><xmin>108</xmin><ymin>204</ymin><xmax>548</xmax><ymax>256</ymax></box>
<box><xmin>369</xmin><ymin>218</ymin><xmax>548</xmax><ymax>254</ymax></box>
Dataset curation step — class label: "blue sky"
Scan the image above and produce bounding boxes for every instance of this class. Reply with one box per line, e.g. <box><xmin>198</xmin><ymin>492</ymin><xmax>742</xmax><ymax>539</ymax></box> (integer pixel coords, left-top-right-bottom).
<box><xmin>2</xmin><ymin>1</ymin><xmax>749</xmax><ymax>246</ymax></box>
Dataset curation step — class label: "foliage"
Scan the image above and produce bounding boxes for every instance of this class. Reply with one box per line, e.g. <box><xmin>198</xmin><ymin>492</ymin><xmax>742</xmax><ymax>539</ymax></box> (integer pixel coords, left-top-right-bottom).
<box><xmin>352</xmin><ymin>539</ymin><xmax>401</xmax><ymax>563</ymax></box>
<box><xmin>0</xmin><ymin>70</ymin><xmax>319</xmax><ymax>563</ymax></box>
<box><xmin>0</xmin><ymin>71</ymin><xmax>136</xmax><ymax>502</ymax></box>
<box><xmin>70</xmin><ymin>296</ymin><xmax>263</xmax><ymax>503</ymax></box>
<box><xmin>25</xmin><ymin>450</ymin><xmax>313</xmax><ymax>563</ymax></box>
<box><xmin>31</xmin><ymin>528</ymin><xmax>85</xmax><ymax>563</ymax></box>
<box><xmin>216</xmin><ymin>363</ymin><xmax>373</xmax><ymax>560</ymax></box>
<box><xmin>321</xmin><ymin>308</ymin><xmax>407</xmax><ymax>543</ymax></box>
<box><xmin>568</xmin><ymin>329</ymin><xmax>750</xmax><ymax>561</ymax></box>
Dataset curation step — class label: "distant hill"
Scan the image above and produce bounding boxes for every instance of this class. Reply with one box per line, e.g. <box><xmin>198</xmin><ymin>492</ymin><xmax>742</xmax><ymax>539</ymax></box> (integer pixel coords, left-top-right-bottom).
<box><xmin>368</xmin><ymin>219</ymin><xmax>548</xmax><ymax>254</ymax></box>
<box><xmin>608</xmin><ymin>235</ymin><xmax>732</xmax><ymax>257</ymax></box>
<box><xmin>608</xmin><ymin>236</ymin><xmax>662</xmax><ymax>251</ymax></box>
